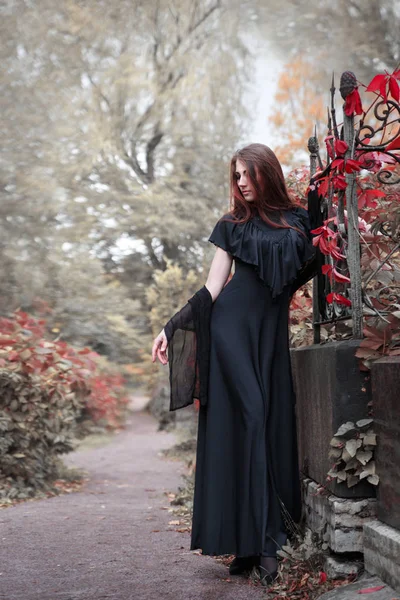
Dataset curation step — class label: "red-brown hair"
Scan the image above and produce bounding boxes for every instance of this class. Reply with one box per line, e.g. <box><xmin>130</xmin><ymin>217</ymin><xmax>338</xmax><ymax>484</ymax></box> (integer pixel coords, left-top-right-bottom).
<box><xmin>223</xmin><ymin>143</ymin><xmax>303</xmax><ymax>234</ymax></box>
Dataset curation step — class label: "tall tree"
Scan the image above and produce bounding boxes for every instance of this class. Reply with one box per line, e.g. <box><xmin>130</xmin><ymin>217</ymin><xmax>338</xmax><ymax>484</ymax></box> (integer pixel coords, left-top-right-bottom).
<box><xmin>0</xmin><ymin>0</ymin><xmax>250</xmax><ymax>354</ymax></box>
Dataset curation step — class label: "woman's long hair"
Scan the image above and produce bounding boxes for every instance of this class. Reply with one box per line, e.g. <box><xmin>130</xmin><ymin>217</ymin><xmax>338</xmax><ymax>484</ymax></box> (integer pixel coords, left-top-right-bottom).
<box><xmin>223</xmin><ymin>143</ymin><xmax>303</xmax><ymax>234</ymax></box>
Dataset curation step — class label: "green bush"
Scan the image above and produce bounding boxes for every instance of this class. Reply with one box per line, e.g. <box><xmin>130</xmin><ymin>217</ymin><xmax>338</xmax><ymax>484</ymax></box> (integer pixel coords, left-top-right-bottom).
<box><xmin>0</xmin><ymin>311</ymin><xmax>128</xmax><ymax>500</ymax></box>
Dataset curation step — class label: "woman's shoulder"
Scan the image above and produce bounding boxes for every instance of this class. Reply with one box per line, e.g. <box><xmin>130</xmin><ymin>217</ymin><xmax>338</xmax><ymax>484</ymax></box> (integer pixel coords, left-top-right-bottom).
<box><xmin>218</xmin><ymin>211</ymin><xmax>237</xmax><ymax>222</ymax></box>
<box><xmin>284</xmin><ymin>204</ymin><xmax>310</xmax><ymax>225</ymax></box>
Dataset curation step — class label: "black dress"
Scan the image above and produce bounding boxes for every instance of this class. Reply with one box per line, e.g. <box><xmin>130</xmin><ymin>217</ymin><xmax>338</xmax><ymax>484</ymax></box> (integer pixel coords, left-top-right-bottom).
<box><xmin>189</xmin><ymin>206</ymin><xmax>316</xmax><ymax>558</ymax></box>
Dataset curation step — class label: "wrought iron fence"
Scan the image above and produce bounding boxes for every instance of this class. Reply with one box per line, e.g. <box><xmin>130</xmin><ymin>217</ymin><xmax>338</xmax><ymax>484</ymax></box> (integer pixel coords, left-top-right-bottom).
<box><xmin>308</xmin><ymin>70</ymin><xmax>400</xmax><ymax>344</ymax></box>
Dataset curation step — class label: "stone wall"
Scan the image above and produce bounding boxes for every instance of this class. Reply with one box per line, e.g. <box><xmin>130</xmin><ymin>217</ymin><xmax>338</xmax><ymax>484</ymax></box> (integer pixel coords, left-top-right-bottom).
<box><xmin>291</xmin><ymin>340</ymin><xmax>374</xmax><ymax>498</ymax></box>
<box><xmin>302</xmin><ymin>478</ymin><xmax>377</xmax><ymax>553</ymax></box>
<box><xmin>371</xmin><ymin>356</ymin><xmax>400</xmax><ymax>530</ymax></box>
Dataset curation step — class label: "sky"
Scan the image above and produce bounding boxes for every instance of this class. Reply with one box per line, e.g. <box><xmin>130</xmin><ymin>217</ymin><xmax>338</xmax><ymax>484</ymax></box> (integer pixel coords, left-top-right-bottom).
<box><xmin>239</xmin><ymin>36</ymin><xmax>283</xmax><ymax>148</ymax></box>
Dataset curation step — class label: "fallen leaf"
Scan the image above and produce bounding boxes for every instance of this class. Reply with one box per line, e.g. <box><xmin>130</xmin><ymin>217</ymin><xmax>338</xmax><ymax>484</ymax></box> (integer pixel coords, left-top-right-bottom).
<box><xmin>345</xmin><ymin>439</ymin><xmax>358</xmax><ymax>457</ymax></box>
<box><xmin>168</xmin><ymin>520</ymin><xmax>180</xmax><ymax>525</ymax></box>
<box><xmin>335</xmin><ymin>422</ymin><xmax>356</xmax><ymax>437</ymax></box>
<box><xmin>356</xmin><ymin>418</ymin><xmax>373</xmax><ymax>430</ymax></box>
<box><xmin>358</xmin><ymin>585</ymin><xmax>386</xmax><ymax>593</ymax></box>
<box><xmin>367</xmin><ymin>474</ymin><xmax>380</xmax><ymax>485</ymax></box>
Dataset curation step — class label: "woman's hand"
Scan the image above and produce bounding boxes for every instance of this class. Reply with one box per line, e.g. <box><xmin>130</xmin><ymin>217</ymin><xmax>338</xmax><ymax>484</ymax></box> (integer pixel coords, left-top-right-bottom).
<box><xmin>152</xmin><ymin>328</ymin><xmax>169</xmax><ymax>365</ymax></box>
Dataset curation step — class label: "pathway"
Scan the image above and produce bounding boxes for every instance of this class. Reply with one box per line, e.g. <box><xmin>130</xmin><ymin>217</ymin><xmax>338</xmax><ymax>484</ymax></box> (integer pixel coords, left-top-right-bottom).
<box><xmin>0</xmin><ymin>410</ymin><xmax>265</xmax><ymax>600</ymax></box>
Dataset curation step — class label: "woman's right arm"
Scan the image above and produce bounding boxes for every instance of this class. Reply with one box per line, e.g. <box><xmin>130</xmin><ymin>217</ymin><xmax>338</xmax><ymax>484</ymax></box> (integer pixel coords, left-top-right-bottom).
<box><xmin>152</xmin><ymin>247</ymin><xmax>233</xmax><ymax>365</ymax></box>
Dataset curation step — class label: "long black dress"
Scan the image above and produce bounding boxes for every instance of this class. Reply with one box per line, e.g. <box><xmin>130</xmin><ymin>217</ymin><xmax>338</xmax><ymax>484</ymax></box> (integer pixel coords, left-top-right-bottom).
<box><xmin>190</xmin><ymin>206</ymin><xmax>315</xmax><ymax>558</ymax></box>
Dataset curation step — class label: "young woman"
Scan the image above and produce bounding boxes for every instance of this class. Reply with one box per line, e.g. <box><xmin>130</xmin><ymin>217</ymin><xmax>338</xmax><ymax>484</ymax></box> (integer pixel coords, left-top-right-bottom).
<box><xmin>152</xmin><ymin>143</ymin><xmax>317</xmax><ymax>585</ymax></box>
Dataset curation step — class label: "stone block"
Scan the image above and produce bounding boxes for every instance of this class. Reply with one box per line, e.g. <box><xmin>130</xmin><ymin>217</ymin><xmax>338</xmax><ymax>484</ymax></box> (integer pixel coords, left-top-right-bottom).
<box><xmin>303</xmin><ymin>478</ymin><xmax>376</xmax><ymax>554</ymax></box>
<box><xmin>291</xmin><ymin>340</ymin><xmax>374</xmax><ymax>498</ymax></box>
<box><xmin>364</xmin><ymin>519</ymin><xmax>400</xmax><ymax>593</ymax></box>
<box><xmin>324</xmin><ymin>555</ymin><xmax>363</xmax><ymax>579</ymax></box>
<box><xmin>371</xmin><ymin>357</ymin><xmax>400</xmax><ymax>530</ymax></box>
<box><xmin>329</xmin><ymin>527</ymin><xmax>363</xmax><ymax>554</ymax></box>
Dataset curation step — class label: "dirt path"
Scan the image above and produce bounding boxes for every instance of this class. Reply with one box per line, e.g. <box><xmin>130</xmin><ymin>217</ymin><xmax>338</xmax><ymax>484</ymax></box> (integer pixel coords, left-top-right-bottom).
<box><xmin>1</xmin><ymin>410</ymin><xmax>266</xmax><ymax>600</ymax></box>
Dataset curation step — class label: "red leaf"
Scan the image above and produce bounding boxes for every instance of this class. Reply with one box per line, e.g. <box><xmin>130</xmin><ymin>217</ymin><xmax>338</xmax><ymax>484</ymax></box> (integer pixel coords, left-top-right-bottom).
<box><xmin>394</xmin><ymin>69</ymin><xmax>400</xmax><ymax>80</ymax></box>
<box><xmin>319</xmin><ymin>571</ymin><xmax>327</xmax><ymax>584</ymax></box>
<box><xmin>331</xmin><ymin>246</ymin><xmax>346</xmax><ymax>260</ymax></box>
<box><xmin>345</xmin><ymin>159</ymin><xmax>362</xmax><ymax>173</ymax></box>
<box><xmin>331</xmin><ymin>158</ymin><xmax>344</xmax><ymax>171</ymax></box>
<box><xmin>344</xmin><ymin>88</ymin><xmax>363</xmax><ymax>116</ymax></box>
<box><xmin>389</xmin><ymin>75</ymin><xmax>400</xmax><ymax>102</ymax></box>
<box><xmin>366</xmin><ymin>74</ymin><xmax>387</xmax><ymax>94</ymax></box>
<box><xmin>332</xmin><ymin>174</ymin><xmax>347</xmax><ymax>190</ymax></box>
<box><xmin>334</xmin><ymin>139</ymin><xmax>348</xmax><ymax>156</ymax></box>
<box><xmin>317</xmin><ymin>177</ymin><xmax>329</xmax><ymax>197</ymax></box>
<box><xmin>0</xmin><ymin>338</ymin><xmax>18</xmax><ymax>346</ymax></box>
<box><xmin>333</xmin><ymin>268</ymin><xmax>351</xmax><ymax>283</ymax></box>
<box><xmin>312</xmin><ymin>234</ymin><xmax>321</xmax><ymax>247</ymax></box>
<box><xmin>311</xmin><ymin>226</ymin><xmax>326</xmax><ymax>235</ymax></box>
<box><xmin>386</xmin><ymin>136</ymin><xmax>400</xmax><ymax>152</ymax></box>
<box><xmin>336</xmin><ymin>294</ymin><xmax>352</xmax><ymax>307</ymax></box>
<box><xmin>358</xmin><ymin>189</ymin><xmax>385</xmax><ymax>210</ymax></box>
<box><xmin>364</xmin><ymin>325</ymin><xmax>385</xmax><ymax>340</ymax></box>
<box><xmin>319</xmin><ymin>236</ymin><xmax>331</xmax><ymax>255</ymax></box>
<box><xmin>325</xmin><ymin>138</ymin><xmax>334</xmax><ymax>160</ymax></box>
<box><xmin>357</xmin><ymin>585</ymin><xmax>386</xmax><ymax>594</ymax></box>
<box><xmin>327</xmin><ymin>292</ymin><xmax>351</xmax><ymax>307</ymax></box>
<box><xmin>321</xmin><ymin>264</ymin><xmax>332</xmax><ymax>275</ymax></box>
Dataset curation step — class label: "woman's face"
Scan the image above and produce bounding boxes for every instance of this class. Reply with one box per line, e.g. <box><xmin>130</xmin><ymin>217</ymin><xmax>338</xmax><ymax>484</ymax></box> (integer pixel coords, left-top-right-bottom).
<box><xmin>235</xmin><ymin>159</ymin><xmax>255</xmax><ymax>202</ymax></box>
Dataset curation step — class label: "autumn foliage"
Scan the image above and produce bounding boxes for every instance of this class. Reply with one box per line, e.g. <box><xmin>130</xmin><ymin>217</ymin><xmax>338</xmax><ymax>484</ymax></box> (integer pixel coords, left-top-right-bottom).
<box><xmin>298</xmin><ymin>66</ymin><xmax>400</xmax><ymax>365</ymax></box>
<box><xmin>270</xmin><ymin>56</ymin><xmax>326</xmax><ymax>166</ymax></box>
<box><xmin>0</xmin><ymin>310</ymin><xmax>129</xmax><ymax>499</ymax></box>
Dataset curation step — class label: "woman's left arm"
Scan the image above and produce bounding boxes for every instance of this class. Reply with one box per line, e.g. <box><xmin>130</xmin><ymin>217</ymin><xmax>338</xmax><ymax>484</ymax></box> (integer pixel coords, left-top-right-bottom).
<box><xmin>152</xmin><ymin>247</ymin><xmax>233</xmax><ymax>365</ymax></box>
<box><xmin>204</xmin><ymin>247</ymin><xmax>233</xmax><ymax>301</ymax></box>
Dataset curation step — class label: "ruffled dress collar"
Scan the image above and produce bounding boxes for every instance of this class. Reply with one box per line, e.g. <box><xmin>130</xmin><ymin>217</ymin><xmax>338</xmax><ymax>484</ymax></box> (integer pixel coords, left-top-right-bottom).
<box><xmin>208</xmin><ymin>206</ymin><xmax>316</xmax><ymax>299</ymax></box>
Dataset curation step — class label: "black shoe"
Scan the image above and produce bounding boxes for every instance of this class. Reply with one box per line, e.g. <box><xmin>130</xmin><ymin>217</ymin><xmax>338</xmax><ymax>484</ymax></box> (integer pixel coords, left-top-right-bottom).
<box><xmin>229</xmin><ymin>555</ymin><xmax>259</xmax><ymax>575</ymax></box>
<box><xmin>258</xmin><ymin>565</ymin><xmax>278</xmax><ymax>586</ymax></box>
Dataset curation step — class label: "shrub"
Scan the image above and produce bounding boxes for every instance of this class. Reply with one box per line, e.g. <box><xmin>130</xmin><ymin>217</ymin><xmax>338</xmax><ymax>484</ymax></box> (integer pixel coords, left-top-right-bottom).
<box><xmin>0</xmin><ymin>310</ymin><xmax>129</xmax><ymax>500</ymax></box>
<box><xmin>80</xmin><ymin>371</ymin><xmax>130</xmax><ymax>432</ymax></box>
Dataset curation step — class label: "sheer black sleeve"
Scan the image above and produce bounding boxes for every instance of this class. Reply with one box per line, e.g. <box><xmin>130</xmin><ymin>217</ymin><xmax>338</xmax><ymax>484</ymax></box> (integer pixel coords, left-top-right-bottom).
<box><xmin>163</xmin><ymin>285</ymin><xmax>213</xmax><ymax>411</ymax></box>
<box><xmin>164</xmin><ymin>301</ymin><xmax>194</xmax><ymax>342</ymax></box>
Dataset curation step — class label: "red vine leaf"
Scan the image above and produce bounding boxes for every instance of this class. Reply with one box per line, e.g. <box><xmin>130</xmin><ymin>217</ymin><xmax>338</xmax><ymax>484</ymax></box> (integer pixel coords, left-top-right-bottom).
<box><xmin>334</xmin><ymin>139</ymin><xmax>348</xmax><ymax>156</ymax></box>
<box><xmin>332</xmin><ymin>268</ymin><xmax>351</xmax><ymax>283</ymax></box>
<box><xmin>345</xmin><ymin>159</ymin><xmax>362</xmax><ymax>173</ymax></box>
<box><xmin>332</xmin><ymin>174</ymin><xmax>347</xmax><ymax>190</ymax></box>
<box><xmin>389</xmin><ymin>75</ymin><xmax>400</xmax><ymax>102</ymax></box>
<box><xmin>357</xmin><ymin>585</ymin><xmax>386</xmax><ymax>594</ymax></box>
<box><xmin>344</xmin><ymin>88</ymin><xmax>363</xmax><ymax>116</ymax></box>
<box><xmin>386</xmin><ymin>137</ymin><xmax>400</xmax><ymax>152</ymax></box>
<box><xmin>321</xmin><ymin>264</ymin><xmax>332</xmax><ymax>276</ymax></box>
<box><xmin>331</xmin><ymin>246</ymin><xmax>346</xmax><ymax>260</ymax></box>
<box><xmin>358</xmin><ymin>189</ymin><xmax>386</xmax><ymax>209</ymax></box>
<box><xmin>366</xmin><ymin>74</ymin><xmax>388</xmax><ymax>100</ymax></box>
<box><xmin>319</xmin><ymin>572</ymin><xmax>327</xmax><ymax>584</ymax></box>
<box><xmin>326</xmin><ymin>292</ymin><xmax>352</xmax><ymax>307</ymax></box>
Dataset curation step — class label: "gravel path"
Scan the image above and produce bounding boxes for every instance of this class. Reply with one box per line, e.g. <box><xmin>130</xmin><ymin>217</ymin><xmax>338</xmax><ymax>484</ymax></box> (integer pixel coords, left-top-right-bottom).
<box><xmin>1</xmin><ymin>411</ymin><xmax>266</xmax><ymax>600</ymax></box>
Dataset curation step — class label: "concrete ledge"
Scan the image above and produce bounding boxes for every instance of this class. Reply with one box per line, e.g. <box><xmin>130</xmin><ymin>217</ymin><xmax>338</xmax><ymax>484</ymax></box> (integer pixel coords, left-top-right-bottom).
<box><xmin>315</xmin><ymin>574</ymin><xmax>398</xmax><ymax>600</ymax></box>
<box><xmin>364</xmin><ymin>520</ymin><xmax>400</xmax><ymax>593</ymax></box>
<box><xmin>303</xmin><ymin>478</ymin><xmax>377</xmax><ymax>553</ymax></box>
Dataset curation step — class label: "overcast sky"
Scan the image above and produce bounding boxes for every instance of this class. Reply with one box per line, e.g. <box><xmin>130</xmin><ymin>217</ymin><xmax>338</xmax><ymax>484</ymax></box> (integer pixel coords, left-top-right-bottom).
<box><xmin>239</xmin><ymin>36</ymin><xmax>283</xmax><ymax>149</ymax></box>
